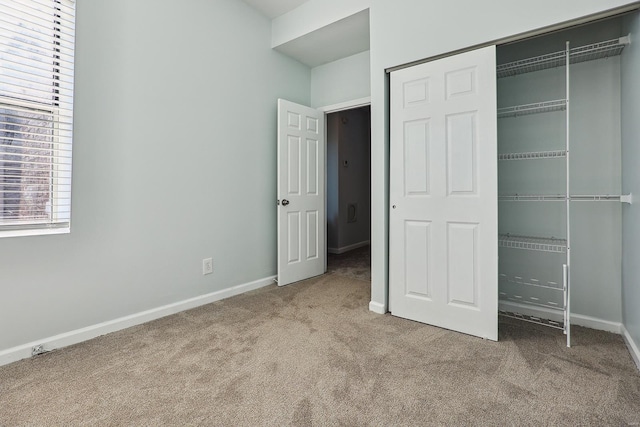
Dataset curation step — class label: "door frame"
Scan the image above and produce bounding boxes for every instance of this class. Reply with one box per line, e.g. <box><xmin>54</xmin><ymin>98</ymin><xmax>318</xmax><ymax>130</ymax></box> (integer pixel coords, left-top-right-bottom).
<box><xmin>318</xmin><ymin>97</ymin><xmax>372</xmax><ymax>273</ymax></box>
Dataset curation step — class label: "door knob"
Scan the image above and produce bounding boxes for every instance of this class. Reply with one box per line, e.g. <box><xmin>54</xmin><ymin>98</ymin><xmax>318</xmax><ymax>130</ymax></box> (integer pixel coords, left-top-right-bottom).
<box><xmin>281</xmin><ymin>199</ymin><xmax>290</xmax><ymax>206</ymax></box>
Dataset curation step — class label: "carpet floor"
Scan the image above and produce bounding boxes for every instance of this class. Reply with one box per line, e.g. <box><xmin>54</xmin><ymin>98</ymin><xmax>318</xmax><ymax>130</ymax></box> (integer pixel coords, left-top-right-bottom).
<box><xmin>327</xmin><ymin>245</ymin><xmax>371</xmax><ymax>282</ymax></box>
<box><xmin>1</xmin><ymin>270</ymin><xmax>639</xmax><ymax>425</ymax></box>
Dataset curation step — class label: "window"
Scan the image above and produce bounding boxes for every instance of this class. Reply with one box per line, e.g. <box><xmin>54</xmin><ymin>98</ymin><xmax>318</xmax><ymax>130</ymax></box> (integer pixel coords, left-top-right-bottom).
<box><xmin>0</xmin><ymin>0</ymin><xmax>75</xmax><ymax>237</ymax></box>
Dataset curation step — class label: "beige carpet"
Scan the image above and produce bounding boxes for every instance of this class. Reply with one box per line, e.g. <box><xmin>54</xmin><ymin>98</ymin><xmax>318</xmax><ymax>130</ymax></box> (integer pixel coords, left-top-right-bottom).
<box><xmin>327</xmin><ymin>245</ymin><xmax>371</xmax><ymax>282</ymax></box>
<box><xmin>1</xmin><ymin>272</ymin><xmax>639</xmax><ymax>425</ymax></box>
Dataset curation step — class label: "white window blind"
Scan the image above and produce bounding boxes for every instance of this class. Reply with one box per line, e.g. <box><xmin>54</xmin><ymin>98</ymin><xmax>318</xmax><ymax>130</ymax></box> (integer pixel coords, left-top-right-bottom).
<box><xmin>0</xmin><ymin>0</ymin><xmax>75</xmax><ymax>236</ymax></box>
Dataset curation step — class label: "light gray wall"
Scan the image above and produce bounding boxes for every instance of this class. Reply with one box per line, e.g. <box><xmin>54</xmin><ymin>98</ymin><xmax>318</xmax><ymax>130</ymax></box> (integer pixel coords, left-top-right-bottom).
<box><xmin>622</xmin><ymin>11</ymin><xmax>640</xmax><ymax>348</ymax></box>
<box><xmin>368</xmin><ymin>0</ymin><xmax>640</xmax><ymax>311</ymax></box>
<box><xmin>310</xmin><ymin>50</ymin><xmax>370</xmax><ymax>108</ymax></box>
<box><xmin>0</xmin><ymin>0</ymin><xmax>310</xmax><ymax>352</ymax></box>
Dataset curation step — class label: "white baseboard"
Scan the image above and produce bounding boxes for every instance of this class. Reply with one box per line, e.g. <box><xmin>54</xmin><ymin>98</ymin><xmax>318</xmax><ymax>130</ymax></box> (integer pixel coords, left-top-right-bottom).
<box><xmin>328</xmin><ymin>240</ymin><xmax>370</xmax><ymax>255</ymax></box>
<box><xmin>369</xmin><ymin>300</ymin><xmax>386</xmax><ymax>314</ymax></box>
<box><xmin>0</xmin><ymin>276</ymin><xmax>276</xmax><ymax>367</ymax></box>
<box><xmin>571</xmin><ymin>313</ymin><xmax>622</xmax><ymax>333</ymax></box>
<box><xmin>499</xmin><ymin>301</ymin><xmax>622</xmax><ymax>333</ymax></box>
<box><xmin>622</xmin><ymin>325</ymin><xmax>640</xmax><ymax>371</ymax></box>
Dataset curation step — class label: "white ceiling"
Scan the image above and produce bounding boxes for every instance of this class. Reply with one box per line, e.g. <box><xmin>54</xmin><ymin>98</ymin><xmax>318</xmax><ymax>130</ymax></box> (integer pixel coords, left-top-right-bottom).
<box><xmin>241</xmin><ymin>0</ymin><xmax>310</xmax><ymax>19</ymax></box>
<box><xmin>273</xmin><ymin>9</ymin><xmax>370</xmax><ymax>68</ymax></box>
<box><xmin>241</xmin><ymin>0</ymin><xmax>370</xmax><ymax>68</ymax></box>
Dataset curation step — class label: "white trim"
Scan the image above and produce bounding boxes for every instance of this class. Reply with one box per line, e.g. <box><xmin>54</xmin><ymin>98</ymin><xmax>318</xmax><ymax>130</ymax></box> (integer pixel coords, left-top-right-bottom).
<box><xmin>499</xmin><ymin>301</ymin><xmax>622</xmax><ymax>333</ymax></box>
<box><xmin>318</xmin><ymin>97</ymin><xmax>371</xmax><ymax>113</ymax></box>
<box><xmin>369</xmin><ymin>300</ymin><xmax>386</xmax><ymax>314</ymax></box>
<box><xmin>0</xmin><ymin>276</ymin><xmax>276</xmax><ymax>367</ymax></box>
<box><xmin>328</xmin><ymin>240</ymin><xmax>370</xmax><ymax>255</ymax></box>
<box><xmin>0</xmin><ymin>227</ymin><xmax>70</xmax><ymax>239</ymax></box>
<box><xmin>622</xmin><ymin>325</ymin><xmax>640</xmax><ymax>371</ymax></box>
<box><xmin>572</xmin><ymin>313</ymin><xmax>622</xmax><ymax>333</ymax></box>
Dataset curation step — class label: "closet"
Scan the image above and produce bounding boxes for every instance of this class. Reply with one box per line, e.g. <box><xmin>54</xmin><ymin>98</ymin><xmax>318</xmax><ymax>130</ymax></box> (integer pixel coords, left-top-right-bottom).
<box><xmin>496</xmin><ymin>17</ymin><xmax>631</xmax><ymax>346</ymax></box>
<box><xmin>389</xmin><ymin>11</ymin><xmax>639</xmax><ymax>344</ymax></box>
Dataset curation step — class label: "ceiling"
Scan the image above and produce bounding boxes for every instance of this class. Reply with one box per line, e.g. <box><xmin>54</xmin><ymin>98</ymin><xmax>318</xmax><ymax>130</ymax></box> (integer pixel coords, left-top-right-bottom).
<box><xmin>273</xmin><ymin>9</ymin><xmax>370</xmax><ymax>68</ymax></box>
<box><xmin>241</xmin><ymin>0</ymin><xmax>310</xmax><ymax>19</ymax></box>
<box><xmin>241</xmin><ymin>0</ymin><xmax>370</xmax><ymax>68</ymax></box>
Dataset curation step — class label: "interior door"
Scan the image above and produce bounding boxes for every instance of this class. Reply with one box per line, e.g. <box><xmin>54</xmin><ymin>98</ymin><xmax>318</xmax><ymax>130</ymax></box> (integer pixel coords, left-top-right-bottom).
<box><xmin>277</xmin><ymin>99</ymin><xmax>326</xmax><ymax>286</ymax></box>
<box><xmin>389</xmin><ymin>46</ymin><xmax>498</xmax><ymax>340</ymax></box>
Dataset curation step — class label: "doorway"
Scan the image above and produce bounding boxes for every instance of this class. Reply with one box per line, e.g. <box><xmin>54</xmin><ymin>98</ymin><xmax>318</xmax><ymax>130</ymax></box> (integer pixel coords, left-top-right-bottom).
<box><xmin>276</xmin><ymin>98</ymin><xmax>370</xmax><ymax>287</ymax></box>
<box><xmin>325</xmin><ymin>106</ymin><xmax>372</xmax><ymax>280</ymax></box>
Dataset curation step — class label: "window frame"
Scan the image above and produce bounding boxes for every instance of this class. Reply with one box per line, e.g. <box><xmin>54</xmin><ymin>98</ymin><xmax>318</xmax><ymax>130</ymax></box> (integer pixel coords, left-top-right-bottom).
<box><xmin>0</xmin><ymin>0</ymin><xmax>75</xmax><ymax>238</ymax></box>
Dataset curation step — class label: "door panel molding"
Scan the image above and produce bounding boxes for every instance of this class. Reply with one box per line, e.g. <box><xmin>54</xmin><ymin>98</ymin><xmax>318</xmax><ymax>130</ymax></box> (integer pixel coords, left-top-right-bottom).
<box><xmin>389</xmin><ymin>46</ymin><xmax>498</xmax><ymax>341</ymax></box>
<box><xmin>277</xmin><ymin>99</ymin><xmax>326</xmax><ymax>286</ymax></box>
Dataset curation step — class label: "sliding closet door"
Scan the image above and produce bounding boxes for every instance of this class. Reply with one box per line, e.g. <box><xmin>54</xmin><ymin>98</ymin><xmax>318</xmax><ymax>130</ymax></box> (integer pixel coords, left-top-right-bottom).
<box><xmin>389</xmin><ymin>46</ymin><xmax>498</xmax><ymax>340</ymax></box>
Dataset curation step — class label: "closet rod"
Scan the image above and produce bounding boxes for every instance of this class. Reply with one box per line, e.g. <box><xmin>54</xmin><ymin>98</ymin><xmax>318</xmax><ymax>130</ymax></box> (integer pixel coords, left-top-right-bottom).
<box><xmin>572</xmin><ymin>194</ymin><xmax>633</xmax><ymax>203</ymax></box>
<box><xmin>498</xmin><ymin>194</ymin><xmax>633</xmax><ymax>203</ymax></box>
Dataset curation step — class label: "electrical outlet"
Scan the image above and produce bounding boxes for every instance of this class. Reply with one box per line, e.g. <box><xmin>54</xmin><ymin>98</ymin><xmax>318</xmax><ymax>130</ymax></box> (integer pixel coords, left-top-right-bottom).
<box><xmin>31</xmin><ymin>344</ymin><xmax>45</xmax><ymax>356</ymax></box>
<box><xmin>202</xmin><ymin>258</ymin><xmax>213</xmax><ymax>275</ymax></box>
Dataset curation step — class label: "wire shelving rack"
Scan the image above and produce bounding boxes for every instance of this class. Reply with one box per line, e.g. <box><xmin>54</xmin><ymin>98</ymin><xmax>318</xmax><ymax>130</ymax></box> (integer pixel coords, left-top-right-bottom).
<box><xmin>497</xmin><ymin>36</ymin><xmax>630</xmax><ymax>78</ymax></box>
<box><xmin>499</xmin><ymin>150</ymin><xmax>566</xmax><ymax>161</ymax></box>
<box><xmin>499</xmin><ymin>233</ymin><xmax>567</xmax><ymax>253</ymax></box>
<box><xmin>497</xmin><ymin>99</ymin><xmax>566</xmax><ymax>118</ymax></box>
<box><xmin>498</xmin><ymin>194</ymin><xmax>632</xmax><ymax>203</ymax></box>
<box><xmin>497</xmin><ymin>35</ymin><xmax>632</xmax><ymax>346</ymax></box>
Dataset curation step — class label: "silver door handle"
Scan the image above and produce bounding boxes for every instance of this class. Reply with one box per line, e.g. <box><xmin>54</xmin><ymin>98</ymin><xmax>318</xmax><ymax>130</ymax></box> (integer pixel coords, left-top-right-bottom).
<box><xmin>281</xmin><ymin>199</ymin><xmax>290</xmax><ymax>206</ymax></box>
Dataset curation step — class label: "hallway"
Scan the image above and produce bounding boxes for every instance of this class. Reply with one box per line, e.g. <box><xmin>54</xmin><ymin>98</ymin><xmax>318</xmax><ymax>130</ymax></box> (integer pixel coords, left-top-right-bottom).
<box><xmin>327</xmin><ymin>245</ymin><xmax>371</xmax><ymax>282</ymax></box>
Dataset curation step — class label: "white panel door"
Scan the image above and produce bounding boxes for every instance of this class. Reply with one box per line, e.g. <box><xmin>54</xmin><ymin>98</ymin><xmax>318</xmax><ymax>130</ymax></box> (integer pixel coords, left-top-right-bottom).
<box><xmin>389</xmin><ymin>46</ymin><xmax>498</xmax><ymax>340</ymax></box>
<box><xmin>277</xmin><ymin>99</ymin><xmax>325</xmax><ymax>286</ymax></box>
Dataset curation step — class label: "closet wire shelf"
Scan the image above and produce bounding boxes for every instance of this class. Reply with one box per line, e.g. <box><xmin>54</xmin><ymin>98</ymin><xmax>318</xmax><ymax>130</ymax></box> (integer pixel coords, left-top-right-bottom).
<box><xmin>498</xmin><ymin>99</ymin><xmax>566</xmax><ymax>118</ymax></box>
<box><xmin>499</xmin><ymin>194</ymin><xmax>565</xmax><ymax>201</ymax></box>
<box><xmin>499</xmin><ymin>273</ymin><xmax>563</xmax><ymax>290</ymax></box>
<box><xmin>572</xmin><ymin>194</ymin><xmax>633</xmax><ymax>203</ymax></box>
<box><xmin>498</xmin><ymin>194</ymin><xmax>632</xmax><ymax>203</ymax></box>
<box><xmin>499</xmin><ymin>291</ymin><xmax>563</xmax><ymax>311</ymax></box>
<box><xmin>499</xmin><ymin>150</ymin><xmax>566</xmax><ymax>161</ymax></box>
<box><xmin>499</xmin><ymin>310</ymin><xmax>564</xmax><ymax>330</ymax></box>
<box><xmin>497</xmin><ymin>35</ymin><xmax>630</xmax><ymax>78</ymax></box>
<box><xmin>499</xmin><ymin>234</ymin><xmax>567</xmax><ymax>253</ymax></box>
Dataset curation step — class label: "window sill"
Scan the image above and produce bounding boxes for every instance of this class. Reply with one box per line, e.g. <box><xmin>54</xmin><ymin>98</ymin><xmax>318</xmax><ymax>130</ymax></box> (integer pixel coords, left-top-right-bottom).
<box><xmin>0</xmin><ymin>227</ymin><xmax>70</xmax><ymax>239</ymax></box>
